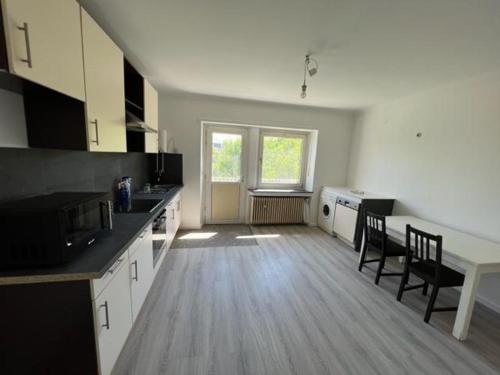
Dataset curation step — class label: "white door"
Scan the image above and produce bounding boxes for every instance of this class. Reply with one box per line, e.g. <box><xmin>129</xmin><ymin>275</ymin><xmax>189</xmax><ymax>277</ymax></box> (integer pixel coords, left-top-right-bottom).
<box><xmin>204</xmin><ymin>127</ymin><xmax>248</xmax><ymax>224</ymax></box>
<box><xmin>1</xmin><ymin>0</ymin><xmax>85</xmax><ymax>100</ymax></box>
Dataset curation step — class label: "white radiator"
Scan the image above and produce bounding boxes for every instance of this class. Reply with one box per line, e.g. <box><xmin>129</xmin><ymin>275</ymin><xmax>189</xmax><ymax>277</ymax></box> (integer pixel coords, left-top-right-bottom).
<box><xmin>250</xmin><ymin>196</ymin><xmax>305</xmax><ymax>224</ymax></box>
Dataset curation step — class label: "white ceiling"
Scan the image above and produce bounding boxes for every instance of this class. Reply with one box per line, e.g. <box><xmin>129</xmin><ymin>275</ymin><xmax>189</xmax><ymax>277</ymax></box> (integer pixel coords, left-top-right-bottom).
<box><xmin>79</xmin><ymin>0</ymin><xmax>500</xmax><ymax>110</ymax></box>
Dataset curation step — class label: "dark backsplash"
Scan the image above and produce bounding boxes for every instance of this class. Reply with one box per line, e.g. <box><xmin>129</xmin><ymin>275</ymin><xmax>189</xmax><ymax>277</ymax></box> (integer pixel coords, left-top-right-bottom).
<box><xmin>0</xmin><ymin>148</ymin><xmax>152</xmax><ymax>203</ymax></box>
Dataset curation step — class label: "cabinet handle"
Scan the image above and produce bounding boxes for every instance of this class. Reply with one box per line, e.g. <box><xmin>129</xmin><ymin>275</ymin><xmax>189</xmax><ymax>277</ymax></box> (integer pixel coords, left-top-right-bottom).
<box><xmin>17</xmin><ymin>22</ymin><xmax>32</xmax><ymax>68</ymax></box>
<box><xmin>107</xmin><ymin>257</ymin><xmax>123</xmax><ymax>275</ymax></box>
<box><xmin>132</xmin><ymin>260</ymin><xmax>138</xmax><ymax>281</ymax></box>
<box><xmin>100</xmin><ymin>301</ymin><xmax>110</xmax><ymax>330</ymax></box>
<box><xmin>90</xmin><ymin>119</ymin><xmax>99</xmax><ymax>145</ymax></box>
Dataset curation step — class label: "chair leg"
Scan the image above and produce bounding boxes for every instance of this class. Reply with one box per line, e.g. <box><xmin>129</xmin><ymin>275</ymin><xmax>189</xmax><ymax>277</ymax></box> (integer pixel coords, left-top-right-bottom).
<box><xmin>422</xmin><ymin>282</ymin><xmax>429</xmax><ymax>296</ymax></box>
<box><xmin>358</xmin><ymin>242</ymin><xmax>368</xmax><ymax>272</ymax></box>
<box><xmin>397</xmin><ymin>267</ymin><xmax>409</xmax><ymax>301</ymax></box>
<box><xmin>424</xmin><ymin>285</ymin><xmax>440</xmax><ymax>323</ymax></box>
<box><xmin>375</xmin><ymin>255</ymin><xmax>386</xmax><ymax>285</ymax></box>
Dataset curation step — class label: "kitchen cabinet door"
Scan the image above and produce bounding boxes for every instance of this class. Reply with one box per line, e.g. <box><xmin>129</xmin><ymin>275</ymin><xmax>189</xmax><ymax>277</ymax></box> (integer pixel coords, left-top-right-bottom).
<box><xmin>1</xmin><ymin>0</ymin><xmax>85</xmax><ymax>100</ymax></box>
<box><xmin>166</xmin><ymin>203</ymin><xmax>176</xmax><ymax>250</ymax></box>
<box><xmin>174</xmin><ymin>195</ymin><xmax>182</xmax><ymax>232</ymax></box>
<box><xmin>144</xmin><ymin>79</ymin><xmax>159</xmax><ymax>153</ymax></box>
<box><xmin>81</xmin><ymin>8</ymin><xmax>126</xmax><ymax>152</ymax></box>
<box><xmin>94</xmin><ymin>260</ymin><xmax>132</xmax><ymax>375</ymax></box>
<box><xmin>129</xmin><ymin>229</ymin><xmax>154</xmax><ymax>321</ymax></box>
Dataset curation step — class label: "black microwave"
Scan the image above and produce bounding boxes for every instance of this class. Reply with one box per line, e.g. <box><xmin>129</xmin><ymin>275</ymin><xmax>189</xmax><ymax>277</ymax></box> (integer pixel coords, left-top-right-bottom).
<box><xmin>0</xmin><ymin>192</ymin><xmax>113</xmax><ymax>269</ymax></box>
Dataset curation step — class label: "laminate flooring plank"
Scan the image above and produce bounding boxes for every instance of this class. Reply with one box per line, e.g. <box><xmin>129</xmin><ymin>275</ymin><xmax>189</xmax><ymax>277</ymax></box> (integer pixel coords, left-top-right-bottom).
<box><xmin>112</xmin><ymin>226</ymin><xmax>500</xmax><ymax>375</ymax></box>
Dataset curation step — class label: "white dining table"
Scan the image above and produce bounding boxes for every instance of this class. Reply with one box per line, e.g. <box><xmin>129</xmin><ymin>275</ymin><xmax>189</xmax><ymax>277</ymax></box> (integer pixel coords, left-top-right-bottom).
<box><xmin>359</xmin><ymin>215</ymin><xmax>500</xmax><ymax>341</ymax></box>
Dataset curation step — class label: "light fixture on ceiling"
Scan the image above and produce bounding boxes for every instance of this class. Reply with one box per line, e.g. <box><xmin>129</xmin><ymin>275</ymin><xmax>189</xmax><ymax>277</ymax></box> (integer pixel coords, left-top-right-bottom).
<box><xmin>300</xmin><ymin>54</ymin><xmax>319</xmax><ymax>99</ymax></box>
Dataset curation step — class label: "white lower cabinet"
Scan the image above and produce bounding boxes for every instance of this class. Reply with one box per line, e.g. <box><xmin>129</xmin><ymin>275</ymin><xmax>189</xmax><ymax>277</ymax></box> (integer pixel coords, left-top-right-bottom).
<box><xmin>129</xmin><ymin>228</ymin><xmax>154</xmax><ymax>321</ymax></box>
<box><xmin>91</xmin><ymin>198</ymin><xmax>181</xmax><ymax>375</ymax></box>
<box><xmin>166</xmin><ymin>202</ymin><xmax>176</xmax><ymax>250</ymax></box>
<box><xmin>174</xmin><ymin>195</ymin><xmax>182</xmax><ymax>232</ymax></box>
<box><xmin>166</xmin><ymin>193</ymin><xmax>182</xmax><ymax>250</ymax></box>
<box><xmin>94</xmin><ymin>259</ymin><xmax>132</xmax><ymax>375</ymax></box>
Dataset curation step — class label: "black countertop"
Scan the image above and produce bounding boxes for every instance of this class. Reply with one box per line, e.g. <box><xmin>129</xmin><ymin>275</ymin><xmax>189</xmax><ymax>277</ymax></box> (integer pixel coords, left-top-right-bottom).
<box><xmin>0</xmin><ymin>185</ymin><xmax>183</xmax><ymax>286</ymax></box>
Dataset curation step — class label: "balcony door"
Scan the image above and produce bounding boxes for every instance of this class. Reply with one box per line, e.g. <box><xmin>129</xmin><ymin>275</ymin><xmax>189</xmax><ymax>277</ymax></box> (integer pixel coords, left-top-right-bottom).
<box><xmin>204</xmin><ymin>126</ymin><xmax>248</xmax><ymax>224</ymax></box>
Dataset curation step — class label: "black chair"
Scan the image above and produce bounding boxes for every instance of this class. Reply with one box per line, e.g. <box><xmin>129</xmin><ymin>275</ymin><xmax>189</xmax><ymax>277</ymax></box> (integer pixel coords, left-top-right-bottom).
<box><xmin>397</xmin><ymin>224</ymin><xmax>465</xmax><ymax>323</ymax></box>
<box><xmin>358</xmin><ymin>212</ymin><xmax>406</xmax><ymax>285</ymax></box>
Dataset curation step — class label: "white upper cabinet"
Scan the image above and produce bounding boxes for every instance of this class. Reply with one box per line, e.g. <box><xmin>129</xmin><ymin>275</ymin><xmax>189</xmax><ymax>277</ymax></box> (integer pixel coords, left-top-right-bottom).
<box><xmin>144</xmin><ymin>79</ymin><xmax>159</xmax><ymax>153</ymax></box>
<box><xmin>1</xmin><ymin>0</ymin><xmax>85</xmax><ymax>100</ymax></box>
<box><xmin>81</xmin><ymin>8</ymin><xmax>126</xmax><ymax>152</ymax></box>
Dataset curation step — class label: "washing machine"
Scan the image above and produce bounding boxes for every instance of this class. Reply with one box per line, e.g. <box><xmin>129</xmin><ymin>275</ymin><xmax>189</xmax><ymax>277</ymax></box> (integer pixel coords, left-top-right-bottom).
<box><xmin>318</xmin><ymin>187</ymin><xmax>337</xmax><ymax>234</ymax></box>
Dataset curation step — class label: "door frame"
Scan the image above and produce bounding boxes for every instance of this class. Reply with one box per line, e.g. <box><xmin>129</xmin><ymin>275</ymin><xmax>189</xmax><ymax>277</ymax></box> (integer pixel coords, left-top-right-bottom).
<box><xmin>203</xmin><ymin>124</ymin><xmax>249</xmax><ymax>224</ymax></box>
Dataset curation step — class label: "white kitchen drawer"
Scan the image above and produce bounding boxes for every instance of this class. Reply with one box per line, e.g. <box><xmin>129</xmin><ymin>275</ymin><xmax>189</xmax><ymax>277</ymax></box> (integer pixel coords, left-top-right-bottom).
<box><xmin>128</xmin><ymin>224</ymin><xmax>152</xmax><ymax>258</ymax></box>
<box><xmin>91</xmin><ymin>251</ymin><xmax>128</xmax><ymax>300</ymax></box>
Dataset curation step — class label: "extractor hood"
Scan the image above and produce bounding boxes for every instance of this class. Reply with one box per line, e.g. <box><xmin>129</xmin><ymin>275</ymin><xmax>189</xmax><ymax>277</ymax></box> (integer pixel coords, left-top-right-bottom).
<box><xmin>126</xmin><ymin>111</ymin><xmax>157</xmax><ymax>133</ymax></box>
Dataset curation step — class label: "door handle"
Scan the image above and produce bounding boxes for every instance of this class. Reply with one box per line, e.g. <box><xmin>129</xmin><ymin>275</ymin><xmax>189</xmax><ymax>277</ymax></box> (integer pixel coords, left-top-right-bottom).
<box><xmin>106</xmin><ymin>257</ymin><xmax>123</xmax><ymax>275</ymax></box>
<box><xmin>100</xmin><ymin>301</ymin><xmax>110</xmax><ymax>330</ymax></box>
<box><xmin>132</xmin><ymin>260</ymin><xmax>139</xmax><ymax>281</ymax></box>
<box><xmin>90</xmin><ymin>119</ymin><xmax>99</xmax><ymax>145</ymax></box>
<box><xmin>17</xmin><ymin>22</ymin><xmax>32</xmax><ymax>68</ymax></box>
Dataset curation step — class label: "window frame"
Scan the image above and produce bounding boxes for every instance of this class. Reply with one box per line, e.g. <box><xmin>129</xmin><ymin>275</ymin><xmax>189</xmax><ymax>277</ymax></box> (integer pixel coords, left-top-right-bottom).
<box><xmin>210</xmin><ymin>130</ymin><xmax>244</xmax><ymax>183</ymax></box>
<box><xmin>257</xmin><ymin>130</ymin><xmax>308</xmax><ymax>189</ymax></box>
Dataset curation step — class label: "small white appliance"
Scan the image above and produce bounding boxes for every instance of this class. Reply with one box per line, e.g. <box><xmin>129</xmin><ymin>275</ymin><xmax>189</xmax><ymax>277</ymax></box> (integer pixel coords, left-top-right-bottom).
<box><xmin>332</xmin><ymin>196</ymin><xmax>360</xmax><ymax>245</ymax></box>
<box><xmin>318</xmin><ymin>187</ymin><xmax>337</xmax><ymax>234</ymax></box>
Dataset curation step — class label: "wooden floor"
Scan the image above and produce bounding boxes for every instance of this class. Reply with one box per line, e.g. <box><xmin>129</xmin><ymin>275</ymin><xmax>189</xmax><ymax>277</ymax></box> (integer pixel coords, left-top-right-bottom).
<box><xmin>112</xmin><ymin>225</ymin><xmax>500</xmax><ymax>375</ymax></box>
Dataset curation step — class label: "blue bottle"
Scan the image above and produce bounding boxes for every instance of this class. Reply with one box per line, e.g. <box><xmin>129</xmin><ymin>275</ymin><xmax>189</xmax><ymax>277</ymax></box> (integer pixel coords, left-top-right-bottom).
<box><xmin>118</xmin><ymin>176</ymin><xmax>132</xmax><ymax>211</ymax></box>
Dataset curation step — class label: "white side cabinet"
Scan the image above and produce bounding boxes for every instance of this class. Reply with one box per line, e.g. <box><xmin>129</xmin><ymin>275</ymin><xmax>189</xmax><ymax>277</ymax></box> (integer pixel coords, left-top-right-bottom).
<box><xmin>129</xmin><ymin>225</ymin><xmax>154</xmax><ymax>321</ymax></box>
<box><xmin>93</xmin><ymin>256</ymin><xmax>132</xmax><ymax>375</ymax></box>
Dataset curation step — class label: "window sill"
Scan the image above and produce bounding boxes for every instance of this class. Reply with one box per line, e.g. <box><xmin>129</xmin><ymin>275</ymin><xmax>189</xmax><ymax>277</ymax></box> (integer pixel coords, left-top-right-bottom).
<box><xmin>248</xmin><ymin>188</ymin><xmax>313</xmax><ymax>197</ymax></box>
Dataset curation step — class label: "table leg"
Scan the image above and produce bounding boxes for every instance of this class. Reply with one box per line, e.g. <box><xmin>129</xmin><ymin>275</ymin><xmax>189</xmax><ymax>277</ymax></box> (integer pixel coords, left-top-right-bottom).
<box><xmin>453</xmin><ymin>267</ymin><xmax>481</xmax><ymax>341</ymax></box>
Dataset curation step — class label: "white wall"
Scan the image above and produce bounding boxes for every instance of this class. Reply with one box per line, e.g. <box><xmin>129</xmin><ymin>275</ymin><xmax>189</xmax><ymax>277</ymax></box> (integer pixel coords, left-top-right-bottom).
<box><xmin>348</xmin><ymin>71</ymin><xmax>500</xmax><ymax>312</ymax></box>
<box><xmin>159</xmin><ymin>93</ymin><xmax>355</xmax><ymax>229</ymax></box>
<box><xmin>0</xmin><ymin>89</ymin><xmax>27</xmax><ymax>148</ymax></box>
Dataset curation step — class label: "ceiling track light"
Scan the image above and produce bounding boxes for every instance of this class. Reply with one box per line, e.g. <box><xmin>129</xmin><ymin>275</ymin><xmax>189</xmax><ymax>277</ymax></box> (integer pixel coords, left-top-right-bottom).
<box><xmin>300</xmin><ymin>54</ymin><xmax>319</xmax><ymax>99</ymax></box>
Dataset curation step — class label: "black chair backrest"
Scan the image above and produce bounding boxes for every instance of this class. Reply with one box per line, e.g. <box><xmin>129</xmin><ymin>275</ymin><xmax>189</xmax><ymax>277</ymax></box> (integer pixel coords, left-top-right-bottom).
<box><xmin>405</xmin><ymin>224</ymin><xmax>443</xmax><ymax>278</ymax></box>
<box><xmin>365</xmin><ymin>211</ymin><xmax>387</xmax><ymax>250</ymax></box>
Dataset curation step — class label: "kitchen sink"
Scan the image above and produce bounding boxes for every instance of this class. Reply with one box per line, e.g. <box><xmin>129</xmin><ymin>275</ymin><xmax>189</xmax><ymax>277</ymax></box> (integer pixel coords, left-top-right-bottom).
<box><xmin>114</xmin><ymin>199</ymin><xmax>163</xmax><ymax>214</ymax></box>
<box><xmin>139</xmin><ymin>184</ymin><xmax>175</xmax><ymax>195</ymax></box>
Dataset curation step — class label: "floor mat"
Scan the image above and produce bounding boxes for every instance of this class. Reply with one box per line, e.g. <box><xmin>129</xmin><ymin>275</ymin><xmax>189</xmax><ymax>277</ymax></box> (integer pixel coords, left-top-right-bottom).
<box><xmin>171</xmin><ymin>224</ymin><xmax>258</xmax><ymax>248</ymax></box>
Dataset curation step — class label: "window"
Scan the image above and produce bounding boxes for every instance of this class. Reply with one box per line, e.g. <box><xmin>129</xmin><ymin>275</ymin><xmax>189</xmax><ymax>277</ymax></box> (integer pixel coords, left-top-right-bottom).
<box><xmin>211</xmin><ymin>132</ymin><xmax>242</xmax><ymax>182</ymax></box>
<box><xmin>259</xmin><ymin>131</ymin><xmax>307</xmax><ymax>187</ymax></box>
